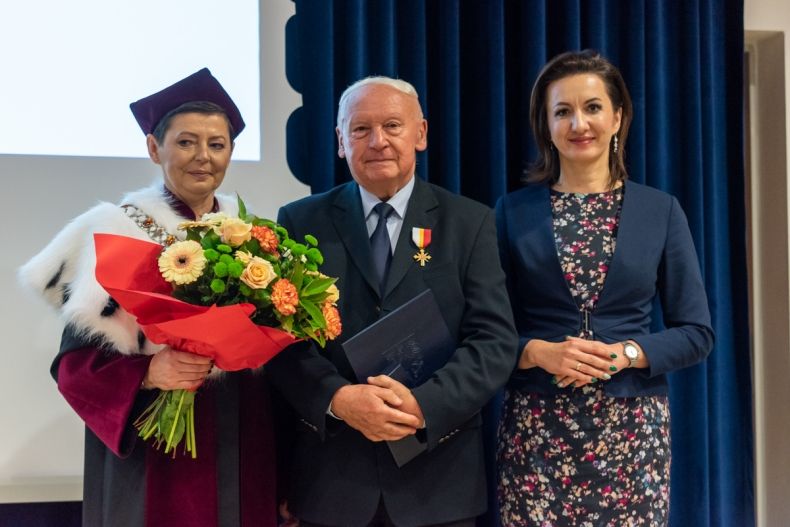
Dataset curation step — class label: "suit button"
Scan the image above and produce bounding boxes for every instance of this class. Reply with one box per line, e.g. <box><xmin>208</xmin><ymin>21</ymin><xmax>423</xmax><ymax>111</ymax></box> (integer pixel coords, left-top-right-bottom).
<box><xmin>375</xmin><ymin>305</ymin><xmax>381</xmax><ymax>313</ymax></box>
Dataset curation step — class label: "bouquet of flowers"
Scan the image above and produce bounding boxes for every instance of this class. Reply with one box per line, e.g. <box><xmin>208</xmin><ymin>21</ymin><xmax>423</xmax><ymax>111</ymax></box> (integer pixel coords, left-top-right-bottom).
<box><xmin>94</xmin><ymin>196</ymin><xmax>341</xmax><ymax>458</ymax></box>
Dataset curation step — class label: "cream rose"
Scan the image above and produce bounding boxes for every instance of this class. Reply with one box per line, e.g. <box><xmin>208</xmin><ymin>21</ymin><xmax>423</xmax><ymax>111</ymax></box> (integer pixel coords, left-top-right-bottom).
<box><xmin>240</xmin><ymin>256</ymin><xmax>277</xmax><ymax>289</ymax></box>
<box><xmin>216</xmin><ymin>217</ymin><xmax>252</xmax><ymax>247</ymax></box>
<box><xmin>201</xmin><ymin>212</ymin><xmax>230</xmax><ymax>225</ymax></box>
<box><xmin>235</xmin><ymin>250</ymin><xmax>253</xmax><ymax>265</ymax></box>
<box><xmin>325</xmin><ymin>283</ymin><xmax>340</xmax><ymax>305</ymax></box>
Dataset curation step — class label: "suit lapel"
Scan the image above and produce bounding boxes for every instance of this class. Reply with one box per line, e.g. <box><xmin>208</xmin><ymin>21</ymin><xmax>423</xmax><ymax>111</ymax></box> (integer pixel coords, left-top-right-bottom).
<box><xmin>383</xmin><ymin>178</ymin><xmax>439</xmax><ymax>298</ymax></box>
<box><xmin>514</xmin><ymin>185</ymin><xmax>578</xmax><ymax>308</ymax></box>
<box><xmin>331</xmin><ymin>183</ymin><xmax>381</xmax><ymax>295</ymax></box>
<box><xmin>595</xmin><ymin>179</ymin><xmax>638</xmax><ymax>308</ymax></box>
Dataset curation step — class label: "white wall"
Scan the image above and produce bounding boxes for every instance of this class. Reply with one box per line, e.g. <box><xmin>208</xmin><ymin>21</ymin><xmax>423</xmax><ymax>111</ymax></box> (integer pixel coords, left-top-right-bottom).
<box><xmin>0</xmin><ymin>0</ymin><xmax>307</xmax><ymax>502</ymax></box>
<box><xmin>746</xmin><ymin>3</ymin><xmax>790</xmax><ymax>177</ymax></box>
<box><xmin>745</xmin><ymin>1</ymin><xmax>790</xmax><ymax>526</ymax></box>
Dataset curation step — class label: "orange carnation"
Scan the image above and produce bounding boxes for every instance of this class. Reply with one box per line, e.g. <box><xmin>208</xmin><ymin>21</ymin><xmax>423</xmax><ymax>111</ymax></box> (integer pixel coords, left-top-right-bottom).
<box><xmin>322</xmin><ymin>304</ymin><xmax>342</xmax><ymax>340</ymax></box>
<box><xmin>251</xmin><ymin>225</ymin><xmax>280</xmax><ymax>254</ymax></box>
<box><xmin>271</xmin><ymin>278</ymin><xmax>299</xmax><ymax>316</ymax></box>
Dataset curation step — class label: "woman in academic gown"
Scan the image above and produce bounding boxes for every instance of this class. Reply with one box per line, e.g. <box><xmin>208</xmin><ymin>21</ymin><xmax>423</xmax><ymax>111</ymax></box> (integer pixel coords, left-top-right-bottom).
<box><xmin>19</xmin><ymin>68</ymin><xmax>277</xmax><ymax>527</ymax></box>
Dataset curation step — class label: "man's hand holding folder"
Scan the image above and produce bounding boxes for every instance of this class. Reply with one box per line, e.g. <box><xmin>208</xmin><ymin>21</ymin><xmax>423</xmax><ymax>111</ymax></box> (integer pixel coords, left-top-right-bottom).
<box><xmin>339</xmin><ymin>289</ymin><xmax>455</xmax><ymax>465</ymax></box>
<box><xmin>329</xmin><ymin>380</ymin><xmax>422</xmax><ymax>442</ymax></box>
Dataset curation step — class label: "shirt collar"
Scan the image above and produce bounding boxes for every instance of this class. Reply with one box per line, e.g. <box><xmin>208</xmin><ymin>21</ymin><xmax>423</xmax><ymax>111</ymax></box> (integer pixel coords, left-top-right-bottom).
<box><xmin>359</xmin><ymin>176</ymin><xmax>415</xmax><ymax>221</ymax></box>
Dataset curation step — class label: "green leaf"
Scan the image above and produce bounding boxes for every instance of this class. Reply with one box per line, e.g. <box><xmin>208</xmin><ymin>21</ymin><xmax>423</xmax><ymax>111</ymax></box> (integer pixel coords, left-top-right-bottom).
<box><xmin>291</xmin><ymin>263</ymin><xmax>304</xmax><ymax>290</ymax></box>
<box><xmin>299</xmin><ymin>298</ymin><xmax>326</xmax><ymax>328</ymax></box>
<box><xmin>158</xmin><ymin>399</ymin><xmax>185</xmax><ymax>446</ymax></box>
<box><xmin>237</xmin><ymin>193</ymin><xmax>247</xmax><ymax>219</ymax></box>
<box><xmin>242</xmin><ymin>238</ymin><xmax>261</xmax><ymax>255</ymax></box>
<box><xmin>201</xmin><ymin>233</ymin><xmax>218</xmax><ymax>249</ymax></box>
<box><xmin>301</xmin><ymin>277</ymin><xmax>334</xmax><ymax>297</ymax></box>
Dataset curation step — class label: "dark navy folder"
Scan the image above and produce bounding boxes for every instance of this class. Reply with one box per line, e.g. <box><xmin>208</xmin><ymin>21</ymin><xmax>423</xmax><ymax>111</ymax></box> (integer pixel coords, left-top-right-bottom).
<box><xmin>343</xmin><ymin>289</ymin><xmax>454</xmax><ymax>386</ymax></box>
<box><xmin>341</xmin><ymin>289</ymin><xmax>455</xmax><ymax>466</ymax></box>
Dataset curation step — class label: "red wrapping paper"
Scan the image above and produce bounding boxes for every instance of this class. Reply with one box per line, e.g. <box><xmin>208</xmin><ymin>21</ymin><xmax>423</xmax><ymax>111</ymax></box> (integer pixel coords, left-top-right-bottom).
<box><xmin>93</xmin><ymin>233</ymin><xmax>297</xmax><ymax>370</ymax></box>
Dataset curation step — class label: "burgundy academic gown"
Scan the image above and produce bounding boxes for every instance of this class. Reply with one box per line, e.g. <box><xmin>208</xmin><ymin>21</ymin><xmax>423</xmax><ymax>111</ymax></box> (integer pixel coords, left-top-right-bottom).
<box><xmin>50</xmin><ymin>192</ymin><xmax>278</xmax><ymax>527</ymax></box>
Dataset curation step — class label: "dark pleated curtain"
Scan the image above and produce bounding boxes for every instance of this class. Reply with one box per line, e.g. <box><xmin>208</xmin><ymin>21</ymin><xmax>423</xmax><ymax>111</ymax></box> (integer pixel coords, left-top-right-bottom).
<box><xmin>284</xmin><ymin>1</ymin><xmax>752</xmax><ymax>526</ymax></box>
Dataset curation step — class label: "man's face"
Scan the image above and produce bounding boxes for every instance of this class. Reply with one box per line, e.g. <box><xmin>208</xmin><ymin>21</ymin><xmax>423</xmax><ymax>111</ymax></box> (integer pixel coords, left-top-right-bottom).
<box><xmin>336</xmin><ymin>84</ymin><xmax>427</xmax><ymax>200</ymax></box>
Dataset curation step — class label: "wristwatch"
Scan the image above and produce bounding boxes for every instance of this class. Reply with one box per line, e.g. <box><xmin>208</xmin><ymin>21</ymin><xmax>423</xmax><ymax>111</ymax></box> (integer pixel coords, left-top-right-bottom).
<box><xmin>622</xmin><ymin>341</ymin><xmax>640</xmax><ymax>368</ymax></box>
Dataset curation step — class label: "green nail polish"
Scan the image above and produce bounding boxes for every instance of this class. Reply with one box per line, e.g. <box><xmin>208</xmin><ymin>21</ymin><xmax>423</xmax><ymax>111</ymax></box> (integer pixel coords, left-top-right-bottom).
<box><xmin>591</xmin><ymin>377</ymin><xmax>598</xmax><ymax>383</ymax></box>
<box><xmin>610</xmin><ymin>353</ymin><xmax>618</xmax><ymax>359</ymax></box>
<box><xmin>569</xmin><ymin>382</ymin><xmax>575</xmax><ymax>388</ymax></box>
<box><xmin>609</xmin><ymin>365</ymin><xmax>618</xmax><ymax>372</ymax></box>
<box><xmin>551</xmin><ymin>376</ymin><xmax>558</xmax><ymax>384</ymax></box>
<box><xmin>603</xmin><ymin>373</ymin><xmax>612</xmax><ymax>380</ymax></box>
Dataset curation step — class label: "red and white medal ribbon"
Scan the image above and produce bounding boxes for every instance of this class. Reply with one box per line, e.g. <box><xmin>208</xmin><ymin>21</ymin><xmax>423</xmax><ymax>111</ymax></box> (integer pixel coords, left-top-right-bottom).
<box><xmin>411</xmin><ymin>227</ymin><xmax>432</xmax><ymax>267</ymax></box>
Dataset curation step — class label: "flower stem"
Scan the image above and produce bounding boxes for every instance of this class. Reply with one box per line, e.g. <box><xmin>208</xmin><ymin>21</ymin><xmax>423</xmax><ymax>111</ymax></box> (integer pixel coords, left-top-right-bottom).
<box><xmin>134</xmin><ymin>389</ymin><xmax>198</xmax><ymax>458</ymax></box>
<box><xmin>166</xmin><ymin>389</ymin><xmax>186</xmax><ymax>454</ymax></box>
<box><xmin>189</xmin><ymin>403</ymin><xmax>196</xmax><ymax>459</ymax></box>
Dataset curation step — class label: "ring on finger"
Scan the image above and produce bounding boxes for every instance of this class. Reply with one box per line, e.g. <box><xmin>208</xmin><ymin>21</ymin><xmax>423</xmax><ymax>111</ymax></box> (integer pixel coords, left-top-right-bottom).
<box><xmin>575</xmin><ymin>361</ymin><xmax>583</xmax><ymax>372</ymax></box>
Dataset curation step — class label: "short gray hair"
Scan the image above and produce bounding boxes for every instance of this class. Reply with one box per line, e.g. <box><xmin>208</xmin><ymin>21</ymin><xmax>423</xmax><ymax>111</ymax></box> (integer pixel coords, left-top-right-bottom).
<box><xmin>336</xmin><ymin>76</ymin><xmax>423</xmax><ymax>128</ymax></box>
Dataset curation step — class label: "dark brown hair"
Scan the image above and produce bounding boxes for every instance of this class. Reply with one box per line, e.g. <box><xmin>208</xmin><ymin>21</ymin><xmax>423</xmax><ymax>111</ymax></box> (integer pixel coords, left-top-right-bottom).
<box><xmin>152</xmin><ymin>101</ymin><xmax>235</xmax><ymax>144</ymax></box>
<box><xmin>527</xmin><ymin>49</ymin><xmax>633</xmax><ymax>187</ymax></box>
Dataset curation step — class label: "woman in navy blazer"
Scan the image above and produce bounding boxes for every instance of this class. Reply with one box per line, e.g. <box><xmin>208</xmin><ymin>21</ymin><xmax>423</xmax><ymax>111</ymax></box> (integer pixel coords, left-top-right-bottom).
<box><xmin>495</xmin><ymin>51</ymin><xmax>713</xmax><ymax>526</ymax></box>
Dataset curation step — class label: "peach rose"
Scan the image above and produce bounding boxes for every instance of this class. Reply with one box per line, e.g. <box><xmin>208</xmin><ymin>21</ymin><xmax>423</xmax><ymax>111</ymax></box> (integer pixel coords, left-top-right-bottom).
<box><xmin>216</xmin><ymin>217</ymin><xmax>252</xmax><ymax>247</ymax></box>
<box><xmin>271</xmin><ymin>278</ymin><xmax>299</xmax><ymax>316</ymax></box>
<box><xmin>240</xmin><ymin>256</ymin><xmax>277</xmax><ymax>289</ymax></box>
<box><xmin>322</xmin><ymin>304</ymin><xmax>342</xmax><ymax>340</ymax></box>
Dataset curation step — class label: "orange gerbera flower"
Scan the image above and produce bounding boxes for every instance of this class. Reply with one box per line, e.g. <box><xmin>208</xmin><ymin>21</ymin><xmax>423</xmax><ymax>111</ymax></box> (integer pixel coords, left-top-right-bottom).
<box><xmin>251</xmin><ymin>225</ymin><xmax>280</xmax><ymax>254</ymax></box>
<box><xmin>271</xmin><ymin>278</ymin><xmax>299</xmax><ymax>316</ymax></box>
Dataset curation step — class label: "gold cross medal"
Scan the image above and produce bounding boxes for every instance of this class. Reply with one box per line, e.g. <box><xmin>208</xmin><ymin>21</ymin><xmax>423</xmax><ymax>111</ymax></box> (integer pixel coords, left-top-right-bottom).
<box><xmin>411</xmin><ymin>227</ymin><xmax>432</xmax><ymax>267</ymax></box>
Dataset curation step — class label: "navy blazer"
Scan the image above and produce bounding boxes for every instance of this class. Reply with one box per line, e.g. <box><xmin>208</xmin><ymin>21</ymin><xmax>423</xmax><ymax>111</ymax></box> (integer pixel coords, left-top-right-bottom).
<box><xmin>495</xmin><ymin>180</ymin><xmax>714</xmax><ymax>397</ymax></box>
<box><xmin>268</xmin><ymin>178</ymin><xmax>518</xmax><ymax>526</ymax></box>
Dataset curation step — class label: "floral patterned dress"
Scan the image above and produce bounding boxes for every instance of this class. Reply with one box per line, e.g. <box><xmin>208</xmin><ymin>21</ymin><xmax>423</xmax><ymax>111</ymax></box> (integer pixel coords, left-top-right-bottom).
<box><xmin>497</xmin><ymin>187</ymin><xmax>671</xmax><ymax>527</ymax></box>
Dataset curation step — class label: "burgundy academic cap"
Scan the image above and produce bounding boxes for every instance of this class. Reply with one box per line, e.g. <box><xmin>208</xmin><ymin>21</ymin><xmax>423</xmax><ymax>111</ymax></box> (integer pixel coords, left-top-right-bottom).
<box><xmin>129</xmin><ymin>68</ymin><xmax>245</xmax><ymax>138</ymax></box>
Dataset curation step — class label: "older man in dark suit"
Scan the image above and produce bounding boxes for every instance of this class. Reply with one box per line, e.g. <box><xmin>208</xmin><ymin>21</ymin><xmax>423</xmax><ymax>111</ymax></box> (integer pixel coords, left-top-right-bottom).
<box><xmin>268</xmin><ymin>76</ymin><xmax>517</xmax><ymax>527</ymax></box>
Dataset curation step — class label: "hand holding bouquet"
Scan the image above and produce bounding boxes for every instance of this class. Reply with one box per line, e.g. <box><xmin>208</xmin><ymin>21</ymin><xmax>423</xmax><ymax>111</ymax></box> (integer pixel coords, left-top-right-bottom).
<box><xmin>94</xmin><ymin>196</ymin><xmax>341</xmax><ymax>457</ymax></box>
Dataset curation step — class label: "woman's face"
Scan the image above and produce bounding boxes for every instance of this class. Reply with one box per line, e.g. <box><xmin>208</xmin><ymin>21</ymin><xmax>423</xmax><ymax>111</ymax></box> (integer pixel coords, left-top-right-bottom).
<box><xmin>147</xmin><ymin>112</ymin><xmax>233</xmax><ymax>203</ymax></box>
<box><xmin>545</xmin><ymin>73</ymin><xmax>621</xmax><ymax>168</ymax></box>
